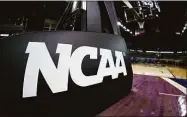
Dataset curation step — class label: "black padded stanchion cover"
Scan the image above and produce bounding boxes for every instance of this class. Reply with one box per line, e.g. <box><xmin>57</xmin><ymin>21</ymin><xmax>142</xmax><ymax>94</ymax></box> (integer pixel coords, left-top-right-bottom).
<box><xmin>0</xmin><ymin>31</ymin><xmax>133</xmax><ymax>117</ymax></box>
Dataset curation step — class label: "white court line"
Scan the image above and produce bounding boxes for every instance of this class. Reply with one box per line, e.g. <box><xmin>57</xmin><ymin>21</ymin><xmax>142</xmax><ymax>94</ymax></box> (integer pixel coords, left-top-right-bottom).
<box><xmin>159</xmin><ymin>93</ymin><xmax>186</xmax><ymax>97</ymax></box>
<box><xmin>160</xmin><ymin>77</ymin><xmax>187</xmax><ymax>95</ymax></box>
<box><xmin>133</xmin><ymin>71</ymin><xmax>173</xmax><ymax>78</ymax></box>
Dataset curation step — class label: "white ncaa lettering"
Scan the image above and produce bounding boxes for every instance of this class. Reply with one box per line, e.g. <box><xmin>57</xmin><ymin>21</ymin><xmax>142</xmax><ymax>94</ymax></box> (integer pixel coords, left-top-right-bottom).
<box><xmin>23</xmin><ymin>42</ymin><xmax>127</xmax><ymax>98</ymax></box>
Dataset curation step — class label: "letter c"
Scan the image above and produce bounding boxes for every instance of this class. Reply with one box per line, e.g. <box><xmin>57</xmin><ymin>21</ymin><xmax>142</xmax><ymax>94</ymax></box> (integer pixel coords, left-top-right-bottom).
<box><xmin>70</xmin><ymin>46</ymin><xmax>103</xmax><ymax>87</ymax></box>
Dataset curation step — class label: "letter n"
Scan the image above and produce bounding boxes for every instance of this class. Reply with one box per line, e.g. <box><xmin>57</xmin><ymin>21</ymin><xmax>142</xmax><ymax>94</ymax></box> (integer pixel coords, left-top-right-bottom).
<box><xmin>22</xmin><ymin>42</ymin><xmax>72</xmax><ymax>98</ymax></box>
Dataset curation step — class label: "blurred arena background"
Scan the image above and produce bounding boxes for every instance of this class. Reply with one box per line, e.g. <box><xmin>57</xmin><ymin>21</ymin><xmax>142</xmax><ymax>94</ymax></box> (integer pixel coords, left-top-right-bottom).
<box><xmin>0</xmin><ymin>1</ymin><xmax>186</xmax><ymax>116</ymax></box>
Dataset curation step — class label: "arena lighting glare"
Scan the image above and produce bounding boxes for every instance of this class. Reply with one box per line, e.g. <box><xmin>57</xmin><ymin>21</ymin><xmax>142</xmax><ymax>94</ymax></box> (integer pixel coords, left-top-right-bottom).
<box><xmin>82</xmin><ymin>1</ymin><xmax>86</xmax><ymax>10</ymax></box>
<box><xmin>177</xmin><ymin>51</ymin><xmax>183</xmax><ymax>54</ymax></box>
<box><xmin>117</xmin><ymin>21</ymin><xmax>122</xmax><ymax>26</ymax></box>
<box><xmin>176</xmin><ymin>32</ymin><xmax>181</xmax><ymax>35</ymax></box>
<box><xmin>126</xmin><ymin>29</ymin><xmax>130</xmax><ymax>32</ymax></box>
<box><xmin>146</xmin><ymin>51</ymin><xmax>174</xmax><ymax>54</ymax></box>
<box><xmin>178</xmin><ymin>96</ymin><xmax>187</xmax><ymax>116</ymax></box>
<box><xmin>146</xmin><ymin>51</ymin><xmax>157</xmax><ymax>53</ymax></box>
<box><xmin>117</xmin><ymin>21</ymin><xmax>132</xmax><ymax>33</ymax></box>
<box><xmin>122</xmin><ymin>0</ymin><xmax>133</xmax><ymax>9</ymax></box>
<box><xmin>0</xmin><ymin>34</ymin><xmax>9</xmax><ymax>37</ymax></box>
<box><xmin>129</xmin><ymin>49</ymin><xmax>135</xmax><ymax>52</ymax></box>
<box><xmin>72</xmin><ymin>1</ymin><xmax>78</xmax><ymax>12</ymax></box>
<box><xmin>154</xmin><ymin>0</ymin><xmax>161</xmax><ymax>12</ymax></box>
<box><xmin>137</xmin><ymin>50</ymin><xmax>143</xmax><ymax>52</ymax></box>
<box><xmin>160</xmin><ymin>51</ymin><xmax>174</xmax><ymax>54</ymax></box>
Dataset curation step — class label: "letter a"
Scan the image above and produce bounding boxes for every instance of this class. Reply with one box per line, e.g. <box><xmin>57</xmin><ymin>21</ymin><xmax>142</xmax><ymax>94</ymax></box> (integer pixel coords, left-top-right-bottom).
<box><xmin>115</xmin><ymin>51</ymin><xmax>127</xmax><ymax>77</ymax></box>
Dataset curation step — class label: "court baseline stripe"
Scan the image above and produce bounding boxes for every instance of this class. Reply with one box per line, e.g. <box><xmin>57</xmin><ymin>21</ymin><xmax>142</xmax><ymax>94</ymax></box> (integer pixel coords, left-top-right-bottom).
<box><xmin>160</xmin><ymin>77</ymin><xmax>187</xmax><ymax>95</ymax></box>
<box><xmin>159</xmin><ymin>92</ymin><xmax>186</xmax><ymax>97</ymax></box>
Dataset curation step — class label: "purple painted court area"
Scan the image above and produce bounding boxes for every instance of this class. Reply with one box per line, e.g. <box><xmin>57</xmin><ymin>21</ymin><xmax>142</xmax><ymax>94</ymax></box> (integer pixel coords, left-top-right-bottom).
<box><xmin>98</xmin><ymin>74</ymin><xmax>187</xmax><ymax>116</ymax></box>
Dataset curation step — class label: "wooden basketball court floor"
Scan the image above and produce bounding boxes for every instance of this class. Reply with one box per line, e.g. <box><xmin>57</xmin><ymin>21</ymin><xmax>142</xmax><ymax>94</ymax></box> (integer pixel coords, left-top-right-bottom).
<box><xmin>97</xmin><ymin>63</ymin><xmax>187</xmax><ymax>116</ymax></box>
<box><xmin>132</xmin><ymin>63</ymin><xmax>187</xmax><ymax>79</ymax></box>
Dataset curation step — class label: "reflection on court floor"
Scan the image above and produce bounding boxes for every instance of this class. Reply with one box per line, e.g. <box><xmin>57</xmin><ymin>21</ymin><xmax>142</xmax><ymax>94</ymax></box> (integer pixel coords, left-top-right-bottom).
<box><xmin>99</xmin><ymin>64</ymin><xmax>187</xmax><ymax>116</ymax></box>
<box><xmin>132</xmin><ymin>63</ymin><xmax>187</xmax><ymax>80</ymax></box>
<box><xmin>99</xmin><ymin>74</ymin><xmax>187</xmax><ymax>116</ymax></box>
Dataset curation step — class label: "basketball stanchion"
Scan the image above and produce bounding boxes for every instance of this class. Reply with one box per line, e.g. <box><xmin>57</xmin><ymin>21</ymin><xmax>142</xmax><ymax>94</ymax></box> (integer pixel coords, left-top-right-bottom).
<box><xmin>0</xmin><ymin>1</ymin><xmax>133</xmax><ymax>117</ymax></box>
